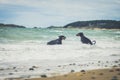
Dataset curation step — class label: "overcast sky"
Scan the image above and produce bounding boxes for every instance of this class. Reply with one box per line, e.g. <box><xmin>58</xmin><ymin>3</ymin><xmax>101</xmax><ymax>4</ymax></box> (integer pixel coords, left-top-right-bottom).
<box><xmin>0</xmin><ymin>0</ymin><xmax>120</xmax><ymax>27</ymax></box>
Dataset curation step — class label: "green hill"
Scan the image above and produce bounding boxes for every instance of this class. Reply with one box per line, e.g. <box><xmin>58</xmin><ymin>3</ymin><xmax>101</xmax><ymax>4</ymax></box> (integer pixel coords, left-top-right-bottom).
<box><xmin>64</xmin><ymin>20</ymin><xmax>120</xmax><ymax>29</ymax></box>
<box><xmin>0</xmin><ymin>23</ymin><xmax>26</xmax><ymax>28</ymax></box>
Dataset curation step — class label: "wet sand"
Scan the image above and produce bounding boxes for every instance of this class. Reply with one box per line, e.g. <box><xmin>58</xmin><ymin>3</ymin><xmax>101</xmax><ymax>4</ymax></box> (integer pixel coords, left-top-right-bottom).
<box><xmin>15</xmin><ymin>67</ymin><xmax>120</xmax><ymax>80</ymax></box>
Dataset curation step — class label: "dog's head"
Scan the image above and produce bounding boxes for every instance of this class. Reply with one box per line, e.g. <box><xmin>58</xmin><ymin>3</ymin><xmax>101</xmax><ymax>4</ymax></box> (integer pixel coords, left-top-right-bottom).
<box><xmin>76</xmin><ymin>32</ymin><xmax>84</xmax><ymax>37</ymax></box>
<box><xmin>59</xmin><ymin>35</ymin><xmax>66</xmax><ymax>40</ymax></box>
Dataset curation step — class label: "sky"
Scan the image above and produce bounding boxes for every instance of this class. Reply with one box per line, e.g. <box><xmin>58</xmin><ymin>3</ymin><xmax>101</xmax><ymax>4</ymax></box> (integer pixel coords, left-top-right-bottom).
<box><xmin>0</xmin><ymin>0</ymin><xmax>120</xmax><ymax>27</ymax></box>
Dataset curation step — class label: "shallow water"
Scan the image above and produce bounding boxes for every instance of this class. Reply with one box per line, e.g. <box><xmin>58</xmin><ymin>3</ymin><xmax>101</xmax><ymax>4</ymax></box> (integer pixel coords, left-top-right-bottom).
<box><xmin>0</xmin><ymin>28</ymin><xmax>120</xmax><ymax>79</ymax></box>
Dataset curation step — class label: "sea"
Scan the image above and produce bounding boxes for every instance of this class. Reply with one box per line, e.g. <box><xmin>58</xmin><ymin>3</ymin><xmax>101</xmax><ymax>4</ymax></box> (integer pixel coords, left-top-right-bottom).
<box><xmin>0</xmin><ymin>27</ymin><xmax>120</xmax><ymax>79</ymax></box>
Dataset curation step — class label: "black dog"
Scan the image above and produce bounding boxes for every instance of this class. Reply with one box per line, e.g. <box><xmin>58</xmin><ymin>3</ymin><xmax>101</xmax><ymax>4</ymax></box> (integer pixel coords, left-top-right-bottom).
<box><xmin>76</xmin><ymin>32</ymin><xmax>96</xmax><ymax>45</ymax></box>
<box><xmin>47</xmin><ymin>35</ymin><xmax>66</xmax><ymax>45</ymax></box>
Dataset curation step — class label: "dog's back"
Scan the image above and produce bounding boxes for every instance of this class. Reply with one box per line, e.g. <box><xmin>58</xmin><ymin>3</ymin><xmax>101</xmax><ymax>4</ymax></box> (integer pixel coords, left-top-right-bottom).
<box><xmin>81</xmin><ymin>36</ymin><xmax>93</xmax><ymax>45</ymax></box>
<box><xmin>47</xmin><ymin>39</ymin><xmax>61</xmax><ymax>45</ymax></box>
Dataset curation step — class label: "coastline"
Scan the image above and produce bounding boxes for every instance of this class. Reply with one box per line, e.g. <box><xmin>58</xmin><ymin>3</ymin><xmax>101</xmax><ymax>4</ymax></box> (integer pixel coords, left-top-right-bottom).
<box><xmin>10</xmin><ymin>67</ymin><xmax>120</xmax><ymax>80</ymax></box>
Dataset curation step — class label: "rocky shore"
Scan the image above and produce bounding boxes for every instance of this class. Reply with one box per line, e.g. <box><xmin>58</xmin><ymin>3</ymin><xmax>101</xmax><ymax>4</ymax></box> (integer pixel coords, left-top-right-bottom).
<box><xmin>2</xmin><ymin>59</ymin><xmax>120</xmax><ymax>80</ymax></box>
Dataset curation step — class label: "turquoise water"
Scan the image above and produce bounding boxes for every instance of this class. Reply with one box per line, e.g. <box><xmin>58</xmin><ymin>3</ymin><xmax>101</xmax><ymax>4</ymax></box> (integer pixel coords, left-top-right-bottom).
<box><xmin>0</xmin><ymin>27</ymin><xmax>120</xmax><ymax>43</ymax></box>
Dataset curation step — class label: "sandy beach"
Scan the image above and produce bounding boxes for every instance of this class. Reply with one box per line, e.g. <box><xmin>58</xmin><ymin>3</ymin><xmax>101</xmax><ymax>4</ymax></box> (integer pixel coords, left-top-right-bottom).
<box><xmin>9</xmin><ymin>67</ymin><xmax>119</xmax><ymax>80</ymax></box>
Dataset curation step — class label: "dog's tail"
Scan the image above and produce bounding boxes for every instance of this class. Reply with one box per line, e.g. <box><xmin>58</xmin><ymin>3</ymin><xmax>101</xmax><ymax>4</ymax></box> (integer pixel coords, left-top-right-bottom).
<box><xmin>92</xmin><ymin>40</ymin><xmax>96</xmax><ymax>45</ymax></box>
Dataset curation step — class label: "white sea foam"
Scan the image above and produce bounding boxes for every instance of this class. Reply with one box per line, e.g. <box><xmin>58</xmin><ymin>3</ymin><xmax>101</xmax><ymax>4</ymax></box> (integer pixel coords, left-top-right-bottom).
<box><xmin>0</xmin><ymin>39</ymin><xmax>119</xmax><ymax>62</ymax></box>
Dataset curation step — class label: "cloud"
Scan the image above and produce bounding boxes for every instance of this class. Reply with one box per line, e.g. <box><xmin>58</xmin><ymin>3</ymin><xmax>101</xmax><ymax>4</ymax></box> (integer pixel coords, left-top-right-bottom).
<box><xmin>0</xmin><ymin>0</ymin><xmax>120</xmax><ymax>27</ymax></box>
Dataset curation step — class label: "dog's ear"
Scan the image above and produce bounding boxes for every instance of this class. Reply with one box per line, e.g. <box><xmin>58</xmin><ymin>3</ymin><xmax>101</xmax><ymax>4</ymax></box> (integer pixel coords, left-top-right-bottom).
<box><xmin>79</xmin><ymin>32</ymin><xmax>84</xmax><ymax>36</ymax></box>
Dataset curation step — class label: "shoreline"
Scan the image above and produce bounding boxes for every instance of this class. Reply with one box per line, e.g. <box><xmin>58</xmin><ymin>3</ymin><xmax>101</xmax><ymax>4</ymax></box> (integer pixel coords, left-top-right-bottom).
<box><xmin>1</xmin><ymin>58</ymin><xmax>120</xmax><ymax>80</ymax></box>
<box><xmin>10</xmin><ymin>67</ymin><xmax>120</xmax><ymax>80</ymax></box>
